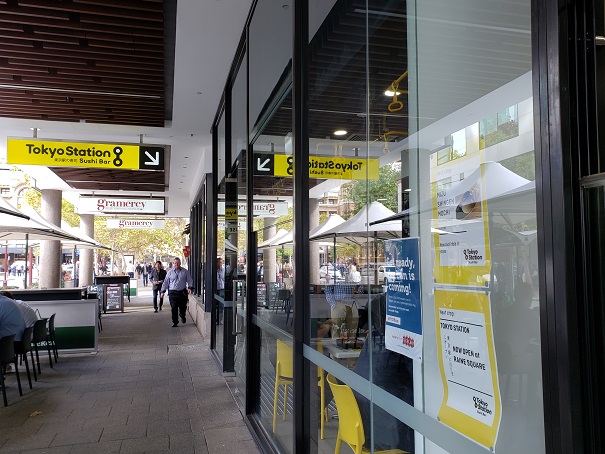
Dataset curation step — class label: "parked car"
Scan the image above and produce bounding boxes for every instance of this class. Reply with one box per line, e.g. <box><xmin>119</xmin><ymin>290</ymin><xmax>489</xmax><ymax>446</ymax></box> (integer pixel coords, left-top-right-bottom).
<box><xmin>319</xmin><ymin>265</ymin><xmax>343</xmax><ymax>282</ymax></box>
<box><xmin>379</xmin><ymin>265</ymin><xmax>403</xmax><ymax>284</ymax></box>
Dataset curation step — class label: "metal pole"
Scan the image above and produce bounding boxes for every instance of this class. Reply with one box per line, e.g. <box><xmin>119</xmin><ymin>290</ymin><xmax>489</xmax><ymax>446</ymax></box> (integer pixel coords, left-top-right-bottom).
<box><xmin>23</xmin><ymin>234</ymin><xmax>28</xmax><ymax>289</ymax></box>
<box><xmin>28</xmin><ymin>245</ymin><xmax>33</xmax><ymax>287</ymax></box>
<box><xmin>3</xmin><ymin>241</ymin><xmax>8</xmax><ymax>287</ymax></box>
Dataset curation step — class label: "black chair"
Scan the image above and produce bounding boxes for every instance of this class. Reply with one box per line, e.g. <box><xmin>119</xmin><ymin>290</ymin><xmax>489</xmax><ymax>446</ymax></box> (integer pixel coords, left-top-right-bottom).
<box><xmin>285</xmin><ymin>293</ymin><xmax>294</xmax><ymax>325</ymax></box>
<box><xmin>0</xmin><ymin>334</ymin><xmax>22</xmax><ymax>407</ymax></box>
<box><xmin>32</xmin><ymin>318</ymin><xmax>53</xmax><ymax>374</ymax></box>
<box><xmin>14</xmin><ymin>326</ymin><xmax>35</xmax><ymax>389</ymax></box>
<box><xmin>47</xmin><ymin>313</ymin><xmax>58</xmax><ymax>362</ymax></box>
<box><xmin>275</xmin><ymin>289</ymin><xmax>291</xmax><ymax>314</ymax></box>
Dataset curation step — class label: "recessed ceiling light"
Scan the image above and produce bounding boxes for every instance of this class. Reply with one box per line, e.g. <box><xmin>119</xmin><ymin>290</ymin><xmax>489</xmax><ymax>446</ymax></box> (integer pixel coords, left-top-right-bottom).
<box><xmin>183</xmin><ymin>165</ymin><xmax>187</xmax><ymax>168</ymax></box>
<box><xmin>384</xmin><ymin>90</ymin><xmax>401</xmax><ymax>96</ymax></box>
<box><xmin>333</xmin><ymin>130</ymin><xmax>347</xmax><ymax>136</ymax></box>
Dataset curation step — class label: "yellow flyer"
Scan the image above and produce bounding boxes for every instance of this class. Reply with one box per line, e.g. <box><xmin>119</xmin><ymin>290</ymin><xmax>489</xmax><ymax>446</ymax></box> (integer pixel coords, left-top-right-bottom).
<box><xmin>430</xmin><ymin>155</ymin><xmax>502</xmax><ymax>449</ymax></box>
<box><xmin>435</xmin><ymin>289</ymin><xmax>501</xmax><ymax>449</ymax></box>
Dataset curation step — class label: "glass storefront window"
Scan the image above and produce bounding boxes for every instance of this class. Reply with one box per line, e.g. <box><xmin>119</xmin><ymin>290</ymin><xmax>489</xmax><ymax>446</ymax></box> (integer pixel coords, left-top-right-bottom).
<box><xmin>248</xmin><ymin>0</ymin><xmax>294</xmax><ymax>452</ymax></box>
<box><xmin>211</xmin><ymin>0</ymin><xmax>546</xmax><ymax>452</ymax></box>
<box><xmin>298</xmin><ymin>1</ymin><xmax>543</xmax><ymax>453</ymax></box>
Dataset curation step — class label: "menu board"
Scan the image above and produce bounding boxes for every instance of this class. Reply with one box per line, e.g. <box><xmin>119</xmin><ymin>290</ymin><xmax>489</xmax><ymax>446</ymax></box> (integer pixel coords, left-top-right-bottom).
<box><xmin>257</xmin><ymin>283</ymin><xmax>266</xmax><ymax>306</ymax></box>
<box><xmin>105</xmin><ymin>285</ymin><xmax>123</xmax><ymax>312</ymax></box>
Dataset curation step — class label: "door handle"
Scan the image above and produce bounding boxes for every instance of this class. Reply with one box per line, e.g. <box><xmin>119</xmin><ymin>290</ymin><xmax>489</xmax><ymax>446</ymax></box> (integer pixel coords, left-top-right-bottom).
<box><xmin>232</xmin><ymin>280</ymin><xmax>242</xmax><ymax>335</ymax></box>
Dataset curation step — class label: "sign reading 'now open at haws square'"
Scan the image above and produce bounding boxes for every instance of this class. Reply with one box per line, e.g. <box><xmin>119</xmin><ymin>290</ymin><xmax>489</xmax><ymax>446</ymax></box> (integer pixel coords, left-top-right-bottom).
<box><xmin>79</xmin><ymin>197</ymin><xmax>165</xmax><ymax>215</ymax></box>
<box><xmin>6</xmin><ymin>138</ymin><xmax>165</xmax><ymax>171</ymax></box>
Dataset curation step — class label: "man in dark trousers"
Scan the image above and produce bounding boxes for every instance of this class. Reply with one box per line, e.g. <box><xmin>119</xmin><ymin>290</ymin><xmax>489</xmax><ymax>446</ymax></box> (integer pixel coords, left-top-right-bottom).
<box><xmin>150</xmin><ymin>261</ymin><xmax>167</xmax><ymax>313</ymax></box>
<box><xmin>160</xmin><ymin>257</ymin><xmax>194</xmax><ymax>327</ymax></box>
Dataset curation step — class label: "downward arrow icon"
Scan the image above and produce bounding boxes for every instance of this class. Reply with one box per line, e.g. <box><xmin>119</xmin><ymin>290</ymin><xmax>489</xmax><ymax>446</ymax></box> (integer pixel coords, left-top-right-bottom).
<box><xmin>257</xmin><ymin>158</ymin><xmax>270</xmax><ymax>172</ymax></box>
<box><xmin>144</xmin><ymin>151</ymin><xmax>160</xmax><ymax>166</ymax></box>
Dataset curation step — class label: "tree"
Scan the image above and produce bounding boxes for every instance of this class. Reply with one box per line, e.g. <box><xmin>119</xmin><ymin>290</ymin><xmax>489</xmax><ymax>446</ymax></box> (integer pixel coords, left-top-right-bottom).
<box><xmin>94</xmin><ymin>217</ymin><xmax>187</xmax><ymax>273</ymax></box>
<box><xmin>21</xmin><ymin>188</ymin><xmax>81</xmax><ymax>227</ymax></box>
<box><xmin>341</xmin><ymin>162</ymin><xmax>401</xmax><ymax>216</ymax></box>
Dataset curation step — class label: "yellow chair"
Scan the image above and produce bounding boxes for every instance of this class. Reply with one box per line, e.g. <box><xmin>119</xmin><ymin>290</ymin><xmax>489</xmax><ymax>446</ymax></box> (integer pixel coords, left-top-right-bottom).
<box><xmin>326</xmin><ymin>374</ymin><xmax>407</xmax><ymax>454</ymax></box>
<box><xmin>273</xmin><ymin>339</ymin><xmax>294</xmax><ymax>432</ymax></box>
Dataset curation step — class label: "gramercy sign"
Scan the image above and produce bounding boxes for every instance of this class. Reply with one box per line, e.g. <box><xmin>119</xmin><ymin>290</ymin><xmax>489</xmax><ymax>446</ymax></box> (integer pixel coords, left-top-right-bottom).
<box><xmin>79</xmin><ymin>197</ymin><xmax>165</xmax><ymax>214</ymax></box>
<box><xmin>106</xmin><ymin>219</ymin><xmax>166</xmax><ymax>229</ymax></box>
<box><xmin>217</xmin><ymin>201</ymin><xmax>288</xmax><ymax>217</ymax></box>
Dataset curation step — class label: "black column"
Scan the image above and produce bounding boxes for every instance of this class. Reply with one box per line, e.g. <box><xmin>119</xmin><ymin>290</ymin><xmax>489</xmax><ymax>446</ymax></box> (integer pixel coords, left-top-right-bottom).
<box><xmin>293</xmin><ymin>0</ymin><xmax>310</xmax><ymax>453</ymax></box>
<box><xmin>531</xmin><ymin>0</ymin><xmax>585</xmax><ymax>452</ymax></box>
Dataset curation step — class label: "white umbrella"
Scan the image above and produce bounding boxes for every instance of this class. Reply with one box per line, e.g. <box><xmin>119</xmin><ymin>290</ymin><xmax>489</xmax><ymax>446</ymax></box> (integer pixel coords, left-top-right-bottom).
<box><xmin>258</xmin><ymin>228</ymin><xmax>289</xmax><ymax>249</ymax></box>
<box><xmin>0</xmin><ymin>197</ymin><xmax>29</xmax><ymax>220</ymax></box>
<box><xmin>224</xmin><ymin>238</ymin><xmax>238</xmax><ymax>253</ymax></box>
<box><xmin>311</xmin><ymin>201</ymin><xmax>402</xmax><ymax>245</ymax></box>
<box><xmin>0</xmin><ymin>213</ymin><xmax>75</xmax><ymax>241</ymax></box>
<box><xmin>60</xmin><ymin>222</ymin><xmax>111</xmax><ymax>250</ymax></box>
<box><xmin>309</xmin><ymin>214</ymin><xmax>345</xmax><ymax>239</ymax></box>
<box><xmin>0</xmin><ymin>207</ymin><xmax>80</xmax><ymax>288</ymax></box>
<box><xmin>370</xmin><ymin>162</ymin><xmax>531</xmax><ymax>226</ymax></box>
<box><xmin>20</xmin><ymin>208</ymin><xmax>89</xmax><ymax>245</ymax></box>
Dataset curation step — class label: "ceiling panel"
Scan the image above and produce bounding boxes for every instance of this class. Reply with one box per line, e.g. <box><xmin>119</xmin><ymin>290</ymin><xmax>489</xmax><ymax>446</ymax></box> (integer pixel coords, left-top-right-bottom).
<box><xmin>0</xmin><ymin>0</ymin><xmax>168</xmax><ymax>127</ymax></box>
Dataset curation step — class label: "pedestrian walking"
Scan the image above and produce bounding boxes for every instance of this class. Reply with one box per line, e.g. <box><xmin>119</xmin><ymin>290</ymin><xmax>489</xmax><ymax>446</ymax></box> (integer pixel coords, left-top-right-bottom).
<box><xmin>160</xmin><ymin>257</ymin><xmax>194</xmax><ymax>327</ymax></box>
<box><xmin>142</xmin><ymin>263</ymin><xmax>149</xmax><ymax>287</ymax></box>
<box><xmin>150</xmin><ymin>261</ymin><xmax>167</xmax><ymax>313</ymax></box>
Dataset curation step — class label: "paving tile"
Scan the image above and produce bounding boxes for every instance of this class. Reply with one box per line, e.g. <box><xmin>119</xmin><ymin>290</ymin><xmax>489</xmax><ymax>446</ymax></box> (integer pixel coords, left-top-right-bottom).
<box><xmin>0</xmin><ymin>433</ymin><xmax>56</xmax><ymax>452</ymax></box>
<box><xmin>0</xmin><ymin>295</ymin><xmax>259</xmax><ymax>454</ymax></box>
<box><xmin>20</xmin><ymin>446</ymin><xmax>73</xmax><ymax>454</ymax></box>
<box><xmin>50</xmin><ymin>426</ymin><xmax>103</xmax><ymax>447</ymax></box>
<box><xmin>65</xmin><ymin>440</ymin><xmax>122</xmax><ymax>453</ymax></box>
<box><xmin>147</xmin><ymin>418</ymin><xmax>192</xmax><ymax>437</ymax></box>
<box><xmin>99</xmin><ymin>421</ymin><xmax>147</xmax><ymax>441</ymax></box>
<box><xmin>118</xmin><ymin>435</ymin><xmax>169</xmax><ymax>453</ymax></box>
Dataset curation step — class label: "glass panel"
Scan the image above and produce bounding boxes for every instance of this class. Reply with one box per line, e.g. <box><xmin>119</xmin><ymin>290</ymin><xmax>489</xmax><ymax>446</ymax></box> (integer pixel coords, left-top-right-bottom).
<box><xmin>249</xmin><ymin>0</ymin><xmax>293</xmax><ymax>135</ymax></box>
<box><xmin>300</xmin><ymin>0</ymin><xmax>543</xmax><ymax>453</ymax></box>
<box><xmin>215</xmin><ymin>110</ymin><xmax>226</xmax><ymax>363</ymax></box>
<box><xmin>409</xmin><ymin>0</ymin><xmax>543</xmax><ymax>452</ymax></box>
<box><xmin>248</xmin><ymin>0</ymin><xmax>294</xmax><ymax>450</ymax></box>
<box><xmin>232</xmin><ymin>50</ymin><xmax>248</xmax><ymax>407</ymax></box>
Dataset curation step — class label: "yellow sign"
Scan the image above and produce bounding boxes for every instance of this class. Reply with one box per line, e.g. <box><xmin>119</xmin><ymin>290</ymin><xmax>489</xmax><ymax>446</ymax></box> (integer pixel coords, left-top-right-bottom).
<box><xmin>434</xmin><ymin>290</ymin><xmax>501</xmax><ymax>449</ymax></box>
<box><xmin>7</xmin><ymin>138</ymin><xmax>165</xmax><ymax>171</ymax></box>
<box><xmin>225</xmin><ymin>207</ymin><xmax>238</xmax><ymax>220</ymax></box>
<box><xmin>430</xmin><ymin>154</ymin><xmax>501</xmax><ymax>448</ymax></box>
<box><xmin>254</xmin><ymin>153</ymin><xmax>379</xmax><ymax>180</ymax></box>
<box><xmin>279</xmin><ymin>155</ymin><xmax>379</xmax><ymax>180</ymax></box>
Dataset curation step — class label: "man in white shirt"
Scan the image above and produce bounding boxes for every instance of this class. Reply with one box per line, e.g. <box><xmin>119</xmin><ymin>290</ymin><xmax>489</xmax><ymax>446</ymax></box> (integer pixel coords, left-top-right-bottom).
<box><xmin>160</xmin><ymin>257</ymin><xmax>194</xmax><ymax>327</ymax></box>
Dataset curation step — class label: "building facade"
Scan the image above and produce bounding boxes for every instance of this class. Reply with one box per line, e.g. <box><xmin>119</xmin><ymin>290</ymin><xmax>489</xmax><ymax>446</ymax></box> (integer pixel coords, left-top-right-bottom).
<box><xmin>186</xmin><ymin>1</ymin><xmax>602</xmax><ymax>453</ymax></box>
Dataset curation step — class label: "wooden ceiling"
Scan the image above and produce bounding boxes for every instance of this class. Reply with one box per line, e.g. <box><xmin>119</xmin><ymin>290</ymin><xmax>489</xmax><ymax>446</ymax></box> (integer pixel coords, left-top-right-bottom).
<box><xmin>0</xmin><ymin>0</ymin><xmax>169</xmax><ymax>127</ymax></box>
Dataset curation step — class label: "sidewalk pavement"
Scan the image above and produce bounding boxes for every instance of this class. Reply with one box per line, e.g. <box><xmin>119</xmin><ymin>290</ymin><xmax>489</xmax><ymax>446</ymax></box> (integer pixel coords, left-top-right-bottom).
<box><xmin>0</xmin><ymin>284</ymin><xmax>261</xmax><ymax>454</ymax></box>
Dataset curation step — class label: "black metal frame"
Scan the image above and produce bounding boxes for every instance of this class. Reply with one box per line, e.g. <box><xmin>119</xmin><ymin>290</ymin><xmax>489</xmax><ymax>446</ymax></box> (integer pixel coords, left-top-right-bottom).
<box><xmin>532</xmin><ymin>0</ymin><xmax>589</xmax><ymax>452</ymax></box>
<box><xmin>292</xmin><ymin>1</ymin><xmax>311</xmax><ymax>452</ymax></box>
